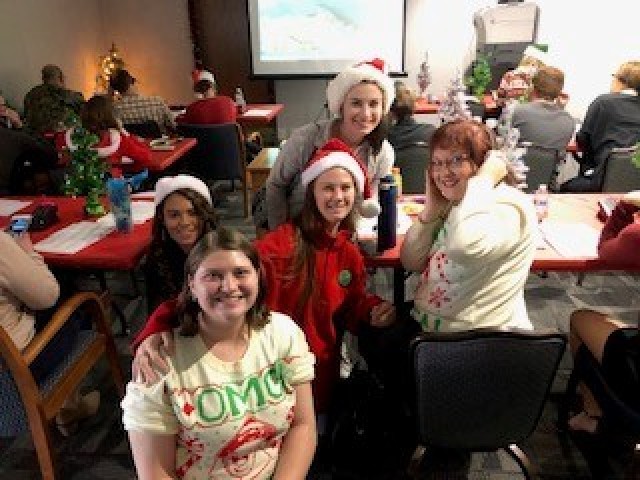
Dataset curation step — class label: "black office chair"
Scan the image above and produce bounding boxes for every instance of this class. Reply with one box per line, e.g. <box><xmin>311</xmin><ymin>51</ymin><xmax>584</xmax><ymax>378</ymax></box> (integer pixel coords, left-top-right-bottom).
<box><xmin>124</xmin><ymin>120</ymin><xmax>163</xmax><ymax>138</ymax></box>
<box><xmin>558</xmin><ymin>332</ymin><xmax>640</xmax><ymax>479</ymax></box>
<box><xmin>601</xmin><ymin>146</ymin><xmax>640</xmax><ymax>193</ymax></box>
<box><xmin>176</xmin><ymin>122</ymin><xmax>248</xmax><ymax>217</ymax></box>
<box><xmin>394</xmin><ymin>141</ymin><xmax>430</xmax><ymax>194</ymax></box>
<box><xmin>520</xmin><ymin>145</ymin><xmax>563</xmax><ymax>193</ymax></box>
<box><xmin>408</xmin><ymin>328</ymin><xmax>566</xmax><ymax>479</ymax></box>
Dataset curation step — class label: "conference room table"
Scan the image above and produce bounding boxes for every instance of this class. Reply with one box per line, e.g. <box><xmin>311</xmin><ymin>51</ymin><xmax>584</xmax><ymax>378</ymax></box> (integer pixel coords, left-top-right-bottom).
<box><xmin>0</xmin><ymin>195</ymin><xmax>154</xmax><ymax>333</ymax></box>
<box><xmin>237</xmin><ymin>103</ymin><xmax>284</xmax><ymax>125</ymax></box>
<box><xmin>414</xmin><ymin>94</ymin><xmax>499</xmax><ymax>116</ymax></box>
<box><xmin>363</xmin><ymin>193</ymin><xmax>637</xmax><ymax>306</ymax></box>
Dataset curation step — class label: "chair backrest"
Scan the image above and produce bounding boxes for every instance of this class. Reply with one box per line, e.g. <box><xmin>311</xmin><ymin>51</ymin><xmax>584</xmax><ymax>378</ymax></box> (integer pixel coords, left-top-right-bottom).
<box><xmin>521</xmin><ymin>145</ymin><xmax>562</xmax><ymax>193</ymax></box>
<box><xmin>124</xmin><ymin>120</ymin><xmax>163</xmax><ymax>138</ymax></box>
<box><xmin>176</xmin><ymin>123</ymin><xmax>246</xmax><ymax>183</ymax></box>
<box><xmin>410</xmin><ymin>328</ymin><xmax>566</xmax><ymax>451</ymax></box>
<box><xmin>601</xmin><ymin>146</ymin><xmax>640</xmax><ymax>193</ymax></box>
<box><xmin>0</xmin><ymin>292</ymin><xmax>124</xmax><ymax>479</ymax></box>
<box><xmin>394</xmin><ymin>142</ymin><xmax>429</xmax><ymax>194</ymax></box>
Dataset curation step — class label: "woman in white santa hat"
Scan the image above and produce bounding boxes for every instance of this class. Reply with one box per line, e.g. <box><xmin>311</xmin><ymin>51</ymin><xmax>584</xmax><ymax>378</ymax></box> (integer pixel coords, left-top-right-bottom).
<box><xmin>261</xmin><ymin>58</ymin><xmax>395</xmax><ymax>230</ymax></box>
<box><xmin>56</xmin><ymin>94</ymin><xmax>153</xmax><ymax>171</ymax></box>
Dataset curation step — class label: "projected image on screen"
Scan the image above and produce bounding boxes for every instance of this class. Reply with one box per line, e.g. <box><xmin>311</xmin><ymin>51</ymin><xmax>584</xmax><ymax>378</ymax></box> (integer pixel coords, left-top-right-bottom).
<box><xmin>248</xmin><ymin>0</ymin><xmax>405</xmax><ymax>77</ymax></box>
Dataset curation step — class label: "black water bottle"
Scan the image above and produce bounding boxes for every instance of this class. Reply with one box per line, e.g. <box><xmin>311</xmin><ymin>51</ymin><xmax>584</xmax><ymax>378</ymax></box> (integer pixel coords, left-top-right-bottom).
<box><xmin>377</xmin><ymin>174</ymin><xmax>397</xmax><ymax>252</ymax></box>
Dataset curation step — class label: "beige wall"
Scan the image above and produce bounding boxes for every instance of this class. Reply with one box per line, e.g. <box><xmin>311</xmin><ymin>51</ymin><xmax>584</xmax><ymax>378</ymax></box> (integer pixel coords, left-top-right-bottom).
<box><xmin>0</xmin><ymin>0</ymin><xmax>194</xmax><ymax>111</ymax></box>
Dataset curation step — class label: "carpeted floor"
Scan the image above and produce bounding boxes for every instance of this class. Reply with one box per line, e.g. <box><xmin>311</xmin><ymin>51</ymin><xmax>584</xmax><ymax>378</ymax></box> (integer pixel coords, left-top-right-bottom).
<box><xmin>1</xmin><ymin>186</ymin><xmax>638</xmax><ymax>479</ymax></box>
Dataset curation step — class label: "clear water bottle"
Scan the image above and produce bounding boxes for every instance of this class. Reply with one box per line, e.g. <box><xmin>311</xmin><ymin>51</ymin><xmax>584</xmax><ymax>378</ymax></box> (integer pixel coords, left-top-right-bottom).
<box><xmin>533</xmin><ymin>184</ymin><xmax>549</xmax><ymax>222</ymax></box>
<box><xmin>107</xmin><ymin>172</ymin><xmax>132</xmax><ymax>233</ymax></box>
<box><xmin>234</xmin><ymin>87</ymin><xmax>247</xmax><ymax>114</ymax></box>
<box><xmin>377</xmin><ymin>175</ymin><xmax>397</xmax><ymax>252</ymax></box>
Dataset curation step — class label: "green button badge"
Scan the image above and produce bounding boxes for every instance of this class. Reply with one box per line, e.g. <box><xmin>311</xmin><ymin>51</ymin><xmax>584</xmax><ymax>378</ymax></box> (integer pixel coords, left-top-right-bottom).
<box><xmin>338</xmin><ymin>269</ymin><xmax>352</xmax><ymax>287</ymax></box>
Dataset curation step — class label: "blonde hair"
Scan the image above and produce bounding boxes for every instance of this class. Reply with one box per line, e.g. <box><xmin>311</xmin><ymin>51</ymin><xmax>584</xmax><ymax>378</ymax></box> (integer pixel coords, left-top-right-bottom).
<box><xmin>615</xmin><ymin>61</ymin><xmax>640</xmax><ymax>92</ymax></box>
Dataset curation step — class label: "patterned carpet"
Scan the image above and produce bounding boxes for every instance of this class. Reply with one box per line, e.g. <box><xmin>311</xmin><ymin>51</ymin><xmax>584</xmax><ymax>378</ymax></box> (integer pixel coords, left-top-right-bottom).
<box><xmin>1</xmin><ymin>187</ymin><xmax>638</xmax><ymax>479</ymax></box>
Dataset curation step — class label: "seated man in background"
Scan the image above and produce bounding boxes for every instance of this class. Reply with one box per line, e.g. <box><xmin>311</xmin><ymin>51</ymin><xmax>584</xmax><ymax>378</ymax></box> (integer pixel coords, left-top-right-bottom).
<box><xmin>510</xmin><ymin>66</ymin><xmax>576</xmax><ymax>151</ymax></box>
<box><xmin>561</xmin><ymin>60</ymin><xmax>640</xmax><ymax>192</ymax></box>
<box><xmin>109</xmin><ymin>68</ymin><xmax>175</xmax><ymax>135</ymax></box>
<box><xmin>388</xmin><ymin>82</ymin><xmax>435</xmax><ymax>150</ymax></box>
<box><xmin>23</xmin><ymin>64</ymin><xmax>84</xmax><ymax>135</ymax></box>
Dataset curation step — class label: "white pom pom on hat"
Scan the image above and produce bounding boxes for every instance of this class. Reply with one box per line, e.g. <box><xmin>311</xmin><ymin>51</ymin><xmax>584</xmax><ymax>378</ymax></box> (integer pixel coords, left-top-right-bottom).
<box><xmin>300</xmin><ymin>138</ymin><xmax>381</xmax><ymax>218</ymax></box>
<box><xmin>522</xmin><ymin>45</ymin><xmax>548</xmax><ymax>64</ymax></box>
<box><xmin>154</xmin><ymin>174</ymin><xmax>212</xmax><ymax>207</ymax></box>
<box><xmin>326</xmin><ymin>58</ymin><xmax>396</xmax><ymax>116</ymax></box>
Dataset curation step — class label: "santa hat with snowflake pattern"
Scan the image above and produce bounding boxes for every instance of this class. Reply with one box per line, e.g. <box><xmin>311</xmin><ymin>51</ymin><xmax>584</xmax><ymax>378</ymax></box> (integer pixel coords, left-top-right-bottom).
<box><xmin>301</xmin><ymin>138</ymin><xmax>381</xmax><ymax>218</ymax></box>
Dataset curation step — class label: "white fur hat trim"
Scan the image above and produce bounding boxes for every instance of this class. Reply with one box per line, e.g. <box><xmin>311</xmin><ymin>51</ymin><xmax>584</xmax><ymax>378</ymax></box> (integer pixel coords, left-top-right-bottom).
<box><xmin>154</xmin><ymin>174</ymin><xmax>212</xmax><ymax>207</ymax></box>
<box><xmin>301</xmin><ymin>151</ymin><xmax>365</xmax><ymax>193</ymax></box>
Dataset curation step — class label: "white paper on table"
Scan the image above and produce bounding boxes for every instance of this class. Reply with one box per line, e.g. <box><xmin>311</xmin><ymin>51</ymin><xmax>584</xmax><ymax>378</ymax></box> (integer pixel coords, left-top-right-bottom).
<box><xmin>0</xmin><ymin>199</ymin><xmax>31</xmax><ymax>216</ymax></box>
<box><xmin>538</xmin><ymin>221</ymin><xmax>599</xmax><ymax>258</ymax></box>
<box><xmin>356</xmin><ymin>207</ymin><xmax>413</xmax><ymax>239</ymax></box>
<box><xmin>34</xmin><ymin>222</ymin><xmax>115</xmax><ymax>254</ymax></box>
<box><xmin>242</xmin><ymin>108</ymin><xmax>272</xmax><ymax>117</ymax></box>
<box><xmin>96</xmin><ymin>201</ymin><xmax>155</xmax><ymax>228</ymax></box>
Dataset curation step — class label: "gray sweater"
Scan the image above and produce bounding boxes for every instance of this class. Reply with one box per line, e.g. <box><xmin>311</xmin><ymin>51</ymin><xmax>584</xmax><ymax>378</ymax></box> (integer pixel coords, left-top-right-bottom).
<box><xmin>265</xmin><ymin>119</ymin><xmax>394</xmax><ymax>229</ymax></box>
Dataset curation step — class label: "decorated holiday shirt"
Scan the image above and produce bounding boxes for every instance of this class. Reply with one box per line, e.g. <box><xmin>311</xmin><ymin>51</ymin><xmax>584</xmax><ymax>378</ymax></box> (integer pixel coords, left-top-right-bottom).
<box><xmin>122</xmin><ymin>312</ymin><xmax>314</xmax><ymax>480</ymax></box>
<box><xmin>56</xmin><ymin>127</ymin><xmax>153</xmax><ymax>170</ymax></box>
<box><xmin>401</xmin><ymin>177</ymin><xmax>536</xmax><ymax>332</ymax></box>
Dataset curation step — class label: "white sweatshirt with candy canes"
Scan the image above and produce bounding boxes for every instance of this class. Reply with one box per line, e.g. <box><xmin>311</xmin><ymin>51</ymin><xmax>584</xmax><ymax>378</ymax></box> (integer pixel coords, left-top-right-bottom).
<box><xmin>401</xmin><ymin>176</ymin><xmax>536</xmax><ymax>332</ymax></box>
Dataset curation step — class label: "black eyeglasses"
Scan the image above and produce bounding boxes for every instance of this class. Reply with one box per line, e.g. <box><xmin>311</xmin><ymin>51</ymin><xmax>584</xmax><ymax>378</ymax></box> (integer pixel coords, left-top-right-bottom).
<box><xmin>431</xmin><ymin>154</ymin><xmax>469</xmax><ymax>171</ymax></box>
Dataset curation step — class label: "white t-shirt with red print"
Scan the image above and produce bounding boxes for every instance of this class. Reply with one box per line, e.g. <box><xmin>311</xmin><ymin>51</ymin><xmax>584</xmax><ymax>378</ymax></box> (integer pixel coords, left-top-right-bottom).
<box><xmin>122</xmin><ymin>312</ymin><xmax>315</xmax><ymax>480</ymax></box>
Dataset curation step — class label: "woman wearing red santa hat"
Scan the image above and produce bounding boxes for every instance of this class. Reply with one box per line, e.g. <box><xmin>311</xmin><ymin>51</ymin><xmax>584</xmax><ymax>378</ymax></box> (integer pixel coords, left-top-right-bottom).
<box><xmin>176</xmin><ymin>70</ymin><xmax>237</xmax><ymax>125</ymax></box>
<box><xmin>256</xmin><ymin>58</ymin><xmax>396</xmax><ymax>231</ymax></box>
<box><xmin>131</xmin><ymin>139</ymin><xmax>395</xmax><ymax>423</ymax></box>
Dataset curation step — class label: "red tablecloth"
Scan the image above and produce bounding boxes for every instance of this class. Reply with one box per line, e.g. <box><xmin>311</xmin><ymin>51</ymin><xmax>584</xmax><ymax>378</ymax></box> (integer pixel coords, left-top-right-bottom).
<box><xmin>1</xmin><ymin>196</ymin><xmax>152</xmax><ymax>271</ymax></box>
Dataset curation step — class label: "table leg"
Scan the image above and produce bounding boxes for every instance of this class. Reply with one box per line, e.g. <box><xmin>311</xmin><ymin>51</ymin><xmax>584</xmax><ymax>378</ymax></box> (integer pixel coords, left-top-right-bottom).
<box><xmin>393</xmin><ymin>267</ymin><xmax>406</xmax><ymax>307</ymax></box>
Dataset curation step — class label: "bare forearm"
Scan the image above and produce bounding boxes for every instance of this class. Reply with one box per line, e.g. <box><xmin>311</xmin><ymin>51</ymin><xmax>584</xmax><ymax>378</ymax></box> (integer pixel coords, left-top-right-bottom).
<box><xmin>272</xmin><ymin>423</ymin><xmax>316</xmax><ymax>480</ymax></box>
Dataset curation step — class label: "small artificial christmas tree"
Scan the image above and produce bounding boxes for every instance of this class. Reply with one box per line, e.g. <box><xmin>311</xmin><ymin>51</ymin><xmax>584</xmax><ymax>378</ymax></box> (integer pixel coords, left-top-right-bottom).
<box><xmin>438</xmin><ymin>70</ymin><xmax>472</xmax><ymax>124</ymax></box>
<box><xmin>465</xmin><ymin>54</ymin><xmax>492</xmax><ymax>99</ymax></box>
<box><xmin>62</xmin><ymin>114</ymin><xmax>108</xmax><ymax>216</ymax></box>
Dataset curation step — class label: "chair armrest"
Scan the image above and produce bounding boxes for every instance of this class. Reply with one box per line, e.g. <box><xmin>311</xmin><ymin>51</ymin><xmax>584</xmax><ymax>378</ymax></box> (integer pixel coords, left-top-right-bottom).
<box><xmin>22</xmin><ymin>292</ymin><xmax>108</xmax><ymax>366</ymax></box>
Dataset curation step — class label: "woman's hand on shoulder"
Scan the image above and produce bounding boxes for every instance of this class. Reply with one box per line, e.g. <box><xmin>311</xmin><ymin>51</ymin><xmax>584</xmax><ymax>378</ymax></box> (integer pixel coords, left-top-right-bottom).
<box><xmin>132</xmin><ymin>332</ymin><xmax>175</xmax><ymax>385</ymax></box>
<box><xmin>419</xmin><ymin>175</ymin><xmax>449</xmax><ymax>223</ymax></box>
<box><xmin>370</xmin><ymin>301</ymin><xmax>396</xmax><ymax>327</ymax></box>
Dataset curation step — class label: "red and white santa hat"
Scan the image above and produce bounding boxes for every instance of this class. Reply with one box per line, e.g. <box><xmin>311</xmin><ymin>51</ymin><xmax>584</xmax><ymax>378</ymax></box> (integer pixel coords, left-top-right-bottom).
<box><xmin>300</xmin><ymin>138</ymin><xmax>381</xmax><ymax>218</ymax></box>
<box><xmin>154</xmin><ymin>174</ymin><xmax>212</xmax><ymax>207</ymax></box>
<box><xmin>326</xmin><ymin>58</ymin><xmax>395</xmax><ymax>116</ymax></box>
<box><xmin>191</xmin><ymin>69</ymin><xmax>216</xmax><ymax>86</ymax></box>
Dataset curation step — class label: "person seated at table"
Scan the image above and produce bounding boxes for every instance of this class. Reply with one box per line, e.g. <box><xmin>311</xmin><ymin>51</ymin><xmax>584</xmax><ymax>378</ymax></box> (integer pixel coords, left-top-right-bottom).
<box><xmin>109</xmin><ymin>69</ymin><xmax>175</xmax><ymax>135</ymax></box>
<box><xmin>23</xmin><ymin>64</ymin><xmax>84</xmax><ymax>136</ymax></box>
<box><xmin>176</xmin><ymin>70</ymin><xmax>236</xmax><ymax>125</ymax></box>
<box><xmin>510</xmin><ymin>66</ymin><xmax>576</xmax><ymax>152</ymax></box>
<box><xmin>560</xmin><ymin>60</ymin><xmax>640</xmax><ymax>192</ymax></box>
<box><xmin>56</xmin><ymin>95</ymin><xmax>153</xmax><ymax>170</ymax></box>
<box><xmin>259</xmin><ymin>58</ymin><xmax>395</xmax><ymax>231</ymax></box>
<box><xmin>131</xmin><ymin>139</ymin><xmax>396</xmax><ymax>426</ymax></box>
<box><xmin>388</xmin><ymin>82</ymin><xmax>435</xmax><ymax>151</ymax></box>
<box><xmin>401</xmin><ymin>119</ymin><xmax>537</xmax><ymax>333</ymax></box>
<box><xmin>596</xmin><ymin>190</ymin><xmax>640</xmax><ymax>268</ymax></box>
<box><xmin>566</xmin><ymin>190</ymin><xmax>640</xmax><ymax>433</ymax></box>
<box><xmin>143</xmin><ymin>174</ymin><xmax>217</xmax><ymax>313</ymax></box>
<box><xmin>0</xmin><ymin>229</ymin><xmax>100</xmax><ymax>436</ymax></box>
<box><xmin>177</xmin><ymin>70</ymin><xmax>262</xmax><ymax>160</ymax></box>
<box><xmin>0</xmin><ymin>91</ymin><xmax>23</xmax><ymax>129</ymax></box>
<box><xmin>0</xmin><ymin>127</ymin><xmax>59</xmax><ymax>194</ymax></box>
<box><xmin>496</xmin><ymin>45</ymin><xmax>548</xmax><ymax>106</ymax></box>
<box><xmin>122</xmin><ymin>227</ymin><xmax>317</xmax><ymax>480</ymax></box>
